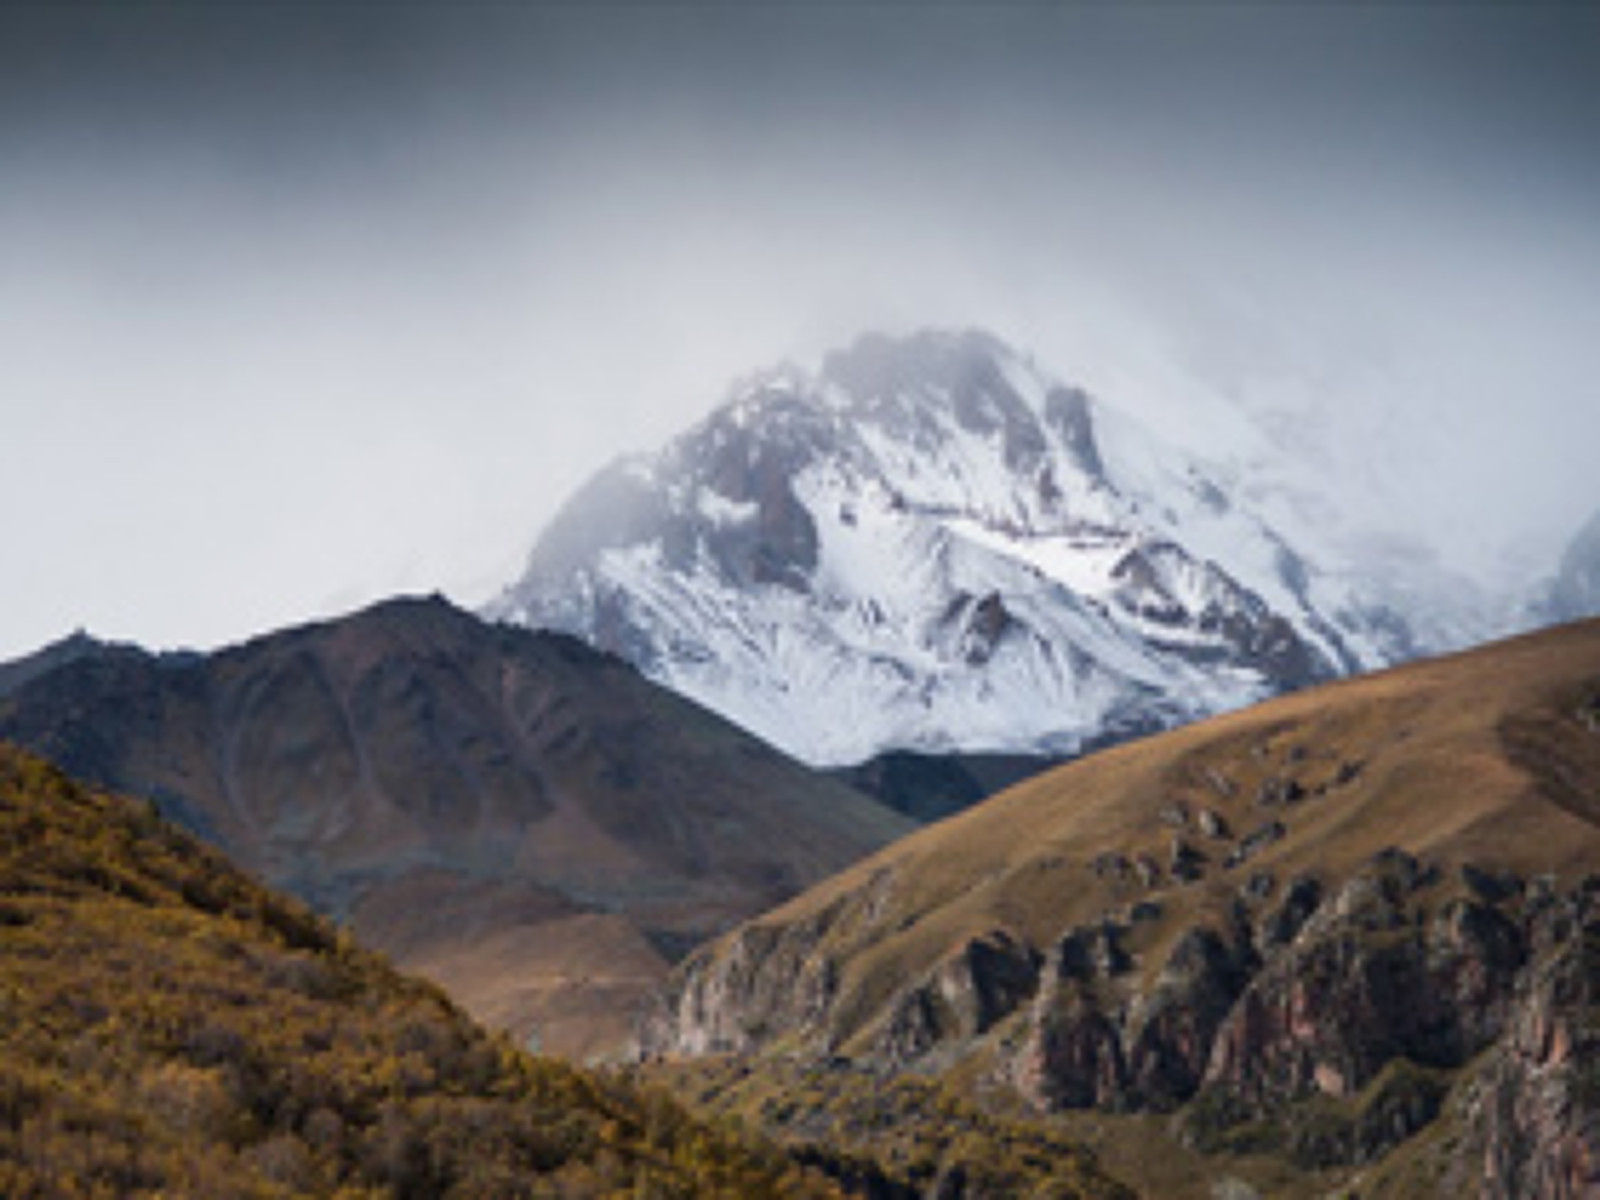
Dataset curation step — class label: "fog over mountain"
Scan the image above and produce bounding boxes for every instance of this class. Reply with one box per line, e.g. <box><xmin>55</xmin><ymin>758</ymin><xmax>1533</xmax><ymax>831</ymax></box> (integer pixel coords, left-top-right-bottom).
<box><xmin>2</xmin><ymin>4</ymin><xmax>1596</xmax><ymax>659</ymax></box>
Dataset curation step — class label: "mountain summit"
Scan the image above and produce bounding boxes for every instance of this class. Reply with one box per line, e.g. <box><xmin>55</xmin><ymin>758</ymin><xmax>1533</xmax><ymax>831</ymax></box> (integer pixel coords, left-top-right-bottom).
<box><xmin>493</xmin><ymin>330</ymin><xmax>1410</xmax><ymax>766</ymax></box>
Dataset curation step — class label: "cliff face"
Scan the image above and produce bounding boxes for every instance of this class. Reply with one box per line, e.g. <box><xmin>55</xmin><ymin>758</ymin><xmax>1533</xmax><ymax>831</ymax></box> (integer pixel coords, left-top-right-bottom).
<box><xmin>651</xmin><ymin>850</ymin><xmax>1596</xmax><ymax>1158</ymax></box>
<box><xmin>1455</xmin><ymin>912</ymin><xmax>1600</xmax><ymax>1199</ymax></box>
<box><xmin>641</xmin><ymin>619</ymin><xmax>1600</xmax><ymax>1194</ymax></box>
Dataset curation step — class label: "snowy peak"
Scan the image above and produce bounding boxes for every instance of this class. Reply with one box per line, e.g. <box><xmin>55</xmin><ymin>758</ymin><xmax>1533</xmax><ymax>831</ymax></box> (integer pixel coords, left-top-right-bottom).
<box><xmin>818</xmin><ymin>330</ymin><xmax>1114</xmax><ymax>535</ymax></box>
<box><xmin>1547</xmin><ymin>507</ymin><xmax>1600</xmax><ymax>622</ymax></box>
<box><xmin>493</xmin><ymin>329</ymin><xmax>1406</xmax><ymax>766</ymax></box>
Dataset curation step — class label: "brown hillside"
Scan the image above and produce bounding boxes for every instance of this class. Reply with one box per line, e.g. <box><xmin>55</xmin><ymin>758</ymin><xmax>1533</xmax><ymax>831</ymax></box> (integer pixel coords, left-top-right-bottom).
<box><xmin>646</xmin><ymin>619</ymin><xmax>1600</xmax><ymax>1197</ymax></box>
<box><xmin>0</xmin><ymin>743</ymin><xmax>841</xmax><ymax>1197</ymax></box>
<box><xmin>0</xmin><ymin>596</ymin><xmax>913</xmax><ymax>1058</ymax></box>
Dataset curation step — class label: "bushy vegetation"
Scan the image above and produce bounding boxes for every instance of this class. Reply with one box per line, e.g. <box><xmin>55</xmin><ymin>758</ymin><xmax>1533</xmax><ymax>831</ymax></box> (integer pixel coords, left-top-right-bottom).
<box><xmin>0</xmin><ymin>745</ymin><xmax>837</xmax><ymax>1197</ymax></box>
<box><xmin>1179</xmin><ymin>1059</ymin><xmax>1451</xmax><ymax>1169</ymax></box>
<box><xmin>637</xmin><ymin>1058</ymin><xmax>1135</xmax><ymax>1199</ymax></box>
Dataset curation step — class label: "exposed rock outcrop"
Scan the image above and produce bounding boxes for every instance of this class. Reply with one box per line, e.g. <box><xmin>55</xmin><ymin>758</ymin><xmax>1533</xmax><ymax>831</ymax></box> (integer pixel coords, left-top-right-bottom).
<box><xmin>1203</xmin><ymin>851</ymin><xmax>1526</xmax><ymax>1110</ymax></box>
<box><xmin>875</xmin><ymin>930</ymin><xmax>1041</xmax><ymax>1066</ymax></box>
<box><xmin>642</xmin><ymin>621</ymin><xmax>1600</xmax><ymax>1193</ymax></box>
<box><xmin>1453</xmin><ymin>886</ymin><xmax>1600</xmax><ymax>1199</ymax></box>
<box><xmin>639</xmin><ymin>902</ymin><xmax>847</xmax><ymax>1059</ymax></box>
<box><xmin>649</xmin><ymin>851</ymin><xmax>1600</xmax><ymax>1190</ymax></box>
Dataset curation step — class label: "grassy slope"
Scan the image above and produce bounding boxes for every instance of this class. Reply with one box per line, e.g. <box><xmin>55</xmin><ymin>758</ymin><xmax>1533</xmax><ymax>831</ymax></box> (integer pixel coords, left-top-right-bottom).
<box><xmin>736</xmin><ymin>618</ymin><xmax>1600</xmax><ymax>1051</ymax></box>
<box><xmin>0</xmin><ymin>743</ymin><xmax>840</xmax><ymax>1199</ymax></box>
<box><xmin>652</xmin><ymin>619</ymin><xmax>1600</xmax><ymax>1197</ymax></box>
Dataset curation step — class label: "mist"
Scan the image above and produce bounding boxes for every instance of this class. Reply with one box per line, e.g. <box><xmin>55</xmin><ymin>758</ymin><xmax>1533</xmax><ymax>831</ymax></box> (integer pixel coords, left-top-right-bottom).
<box><xmin>2</xmin><ymin>3</ymin><xmax>1597</xmax><ymax>659</ymax></box>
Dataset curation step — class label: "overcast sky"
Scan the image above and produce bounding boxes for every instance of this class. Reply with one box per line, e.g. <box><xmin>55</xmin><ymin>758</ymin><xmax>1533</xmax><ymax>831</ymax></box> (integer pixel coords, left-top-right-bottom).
<box><xmin>2</xmin><ymin>2</ymin><xmax>1597</xmax><ymax>659</ymax></box>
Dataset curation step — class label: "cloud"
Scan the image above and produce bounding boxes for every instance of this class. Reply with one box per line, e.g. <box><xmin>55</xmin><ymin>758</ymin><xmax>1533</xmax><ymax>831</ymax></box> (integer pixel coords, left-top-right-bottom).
<box><xmin>0</xmin><ymin>3</ymin><xmax>1596</xmax><ymax>656</ymax></box>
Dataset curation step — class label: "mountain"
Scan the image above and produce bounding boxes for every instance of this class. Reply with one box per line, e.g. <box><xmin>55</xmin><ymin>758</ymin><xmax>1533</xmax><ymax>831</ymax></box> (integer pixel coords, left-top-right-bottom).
<box><xmin>0</xmin><ymin>743</ymin><xmax>840</xmax><ymax>1196</ymax></box>
<box><xmin>640</xmin><ymin>618</ymin><xmax>1600</xmax><ymax>1197</ymax></box>
<box><xmin>1547</xmin><ymin>507</ymin><xmax>1600</xmax><ymax>621</ymax></box>
<box><xmin>0</xmin><ymin>630</ymin><xmax>137</xmax><ymax>698</ymax></box>
<box><xmin>492</xmin><ymin>329</ymin><xmax>1414</xmax><ymax>770</ymax></box>
<box><xmin>0</xmin><ymin>595</ymin><xmax>912</xmax><ymax>1058</ymax></box>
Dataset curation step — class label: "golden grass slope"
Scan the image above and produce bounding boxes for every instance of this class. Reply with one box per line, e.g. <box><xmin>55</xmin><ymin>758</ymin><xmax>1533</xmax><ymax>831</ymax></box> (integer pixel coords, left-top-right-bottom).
<box><xmin>0</xmin><ymin>743</ymin><xmax>841</xmax><ymax>1198</ymax></box>
<box><xmin>690</xmin><ymin>616</ymin><xmax>1600</xmax><ymax>1056</ymax></box>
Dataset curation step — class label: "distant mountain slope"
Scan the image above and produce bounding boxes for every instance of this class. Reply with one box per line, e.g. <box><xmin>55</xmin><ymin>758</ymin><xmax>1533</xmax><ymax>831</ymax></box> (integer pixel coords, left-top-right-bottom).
<box><xmin>0</xmin><ymin>743</ymin><xmax>839</xmax><ymax>1197</ymax></box>
<box><xmin>0</xmin><ymin>596</ymin><xmax>912</xmax><ymax>1057</ymax></box>
<box><xmin>0</xmin><ymin>630</ymin><xmax>133</xmax><ymax>698</ymax></box>
<box><xmin>643</xmin><ymin>618</ymin><xmax>1600</xmax><ymax>1197</ymax></box>
<box><xmin>493</xmin><ymin>329</ymin><xmax>1416</xmax><ymax>769</ymax></box>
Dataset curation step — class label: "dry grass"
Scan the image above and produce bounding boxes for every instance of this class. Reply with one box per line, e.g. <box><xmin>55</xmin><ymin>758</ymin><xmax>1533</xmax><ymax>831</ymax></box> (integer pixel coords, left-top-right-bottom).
<box><xmin>0</xmin><ymin>742</ymin><xmax>846</xmax><ymax>1197</ymax></box>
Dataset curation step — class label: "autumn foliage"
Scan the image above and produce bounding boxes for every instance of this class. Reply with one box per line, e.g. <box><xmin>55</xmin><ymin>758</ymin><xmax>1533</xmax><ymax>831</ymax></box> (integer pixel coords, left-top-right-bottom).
<box><xmin>0</xmin><ymin>745</ymin><xmax>835</xmax><ymax>1198</ymax></box>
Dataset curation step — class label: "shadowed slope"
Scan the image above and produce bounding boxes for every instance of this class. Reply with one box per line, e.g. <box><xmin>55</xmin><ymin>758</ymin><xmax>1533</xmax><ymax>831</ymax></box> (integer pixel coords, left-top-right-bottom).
<box><xmin>0</xmin><ymin>596</ymin><xmax>912</xmax><ymax>1057</ymax></box>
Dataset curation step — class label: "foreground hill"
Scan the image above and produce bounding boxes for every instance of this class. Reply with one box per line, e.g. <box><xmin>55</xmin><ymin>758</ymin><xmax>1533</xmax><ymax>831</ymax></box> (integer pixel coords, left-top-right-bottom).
<box><xmin>0</xmin><ymin>744</ymin><xmax>841</xmax><ymax>1196</ymax></box>
<box><xmin>642</xmin><ymin>619</ymin><xmax>1600</xmax><ymax>1197</ymax></box>
<box><xmin>0</xmin><ymin>596</ymin><xmax>912</xmax><ymax>1057</ymax></box>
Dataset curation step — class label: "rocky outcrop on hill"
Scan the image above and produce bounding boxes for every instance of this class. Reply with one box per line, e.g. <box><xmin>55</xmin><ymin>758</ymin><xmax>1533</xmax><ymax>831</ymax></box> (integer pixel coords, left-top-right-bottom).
<box><xmin>650</xmin><ymin>849</ymin><xmax>1600</xmax><ymax>1186</ymax></box>
<box><xmin>640</xmin><ymin>620</ymin><xmax>1600</xmax><ymax>1193</ymax></box>
<box><xmin>1448</xmin><ymin>884</ymin><xmax>1600</xmax><ymax>1198</ymax></box>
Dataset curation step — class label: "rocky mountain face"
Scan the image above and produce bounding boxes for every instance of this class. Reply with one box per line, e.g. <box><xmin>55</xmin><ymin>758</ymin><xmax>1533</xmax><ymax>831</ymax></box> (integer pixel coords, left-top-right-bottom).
<box><xmin>1548</xmin><ymin>507</ymin><xmax>1600</xmax><ymax>621</ymax></box>
<box><xmin>0</xmin><ymin>595</ymin><xmax>912</xmax><ymax>1057</ymax></box>
<box><xmin>493</xmin><ymin>329</ymin><xmax>1417</xmax><ymax>771</ymax></box>
<box><xmin>638</xmin><ymin>619</ymin><xmax>1600</xmax><ymax>1196</ymax></box>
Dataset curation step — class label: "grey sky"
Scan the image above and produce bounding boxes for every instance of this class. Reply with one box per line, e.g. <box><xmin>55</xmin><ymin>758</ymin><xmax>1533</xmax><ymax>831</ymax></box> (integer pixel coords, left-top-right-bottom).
<box><xmin>2</xmin><ymin>2</ymin><xmax>1597</xmax><ymax>659</ymax></box>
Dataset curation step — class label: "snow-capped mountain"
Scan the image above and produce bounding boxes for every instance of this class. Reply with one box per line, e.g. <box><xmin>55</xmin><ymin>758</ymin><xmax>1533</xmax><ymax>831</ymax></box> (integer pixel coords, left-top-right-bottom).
<box><xmin>491</xmin><ymin>330</ymin><xmax>1418</xmax><ymax>766</ymax></box>
<box><xmin>1546</xmin><ymin>507</ymin><xmax>1600</xmax><ymax>622</ymax></box>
